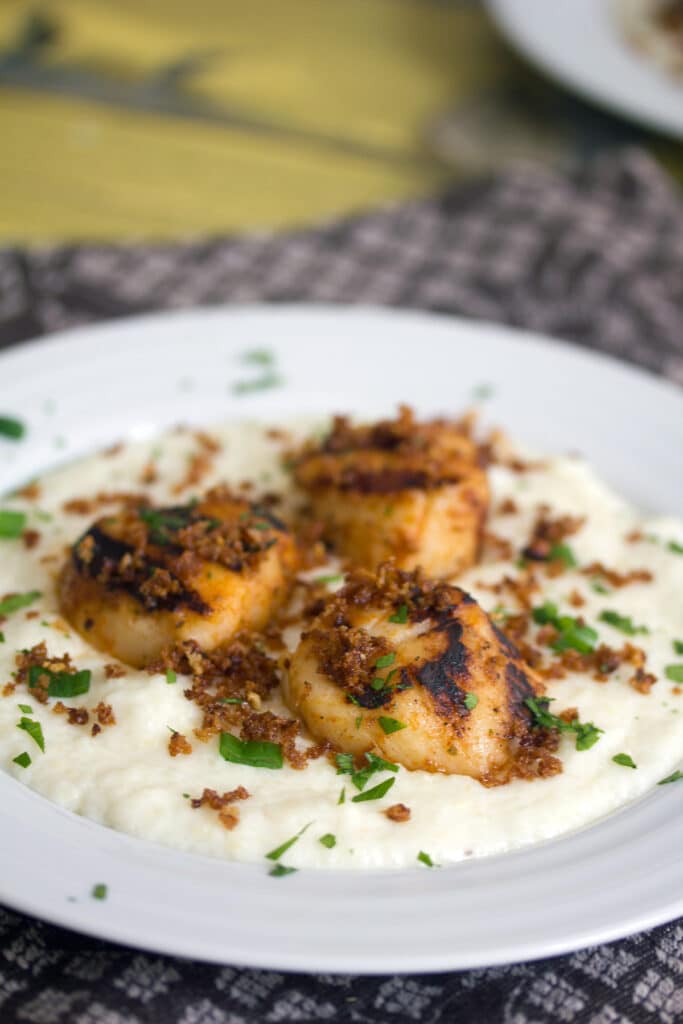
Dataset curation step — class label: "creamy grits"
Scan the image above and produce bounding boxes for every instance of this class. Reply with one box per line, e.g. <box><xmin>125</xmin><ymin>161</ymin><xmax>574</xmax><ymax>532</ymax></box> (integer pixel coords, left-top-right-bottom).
<box><xmin>1</xmin><ymin>420</ymin><xmax>682</xmax><ymax>871</ymax></box>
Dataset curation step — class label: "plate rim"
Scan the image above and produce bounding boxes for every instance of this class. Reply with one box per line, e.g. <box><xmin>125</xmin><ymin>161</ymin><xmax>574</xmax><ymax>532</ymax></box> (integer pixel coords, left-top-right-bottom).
<box><xmin>486</xmin><ymin>0</ymin><xmax>683</xmax><ymax>139</ymax></box>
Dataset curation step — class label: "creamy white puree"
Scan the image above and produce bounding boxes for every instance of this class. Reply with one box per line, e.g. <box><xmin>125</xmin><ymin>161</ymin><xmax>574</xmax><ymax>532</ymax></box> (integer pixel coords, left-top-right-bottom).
<box><xmin>1</xmin><ymin>421</ymin><xmax>682</xmax><ymax>870</ymax></box>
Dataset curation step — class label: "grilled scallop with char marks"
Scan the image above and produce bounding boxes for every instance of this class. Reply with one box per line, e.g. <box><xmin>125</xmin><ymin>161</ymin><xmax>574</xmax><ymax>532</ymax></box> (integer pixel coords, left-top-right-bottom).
<box><xmin>58</xmin><ymin>487</ymin><xmax>297</xmax><ymax>668</ymax></box>
<box><xmin>293</xmin><ymin>406</ymin><xmax>489</xmax><ymax>578</ymax></box>
<box><xmin>284</xmin><ymin>565</ymin><xmax>560</xmax><ymax>786</ymax></box>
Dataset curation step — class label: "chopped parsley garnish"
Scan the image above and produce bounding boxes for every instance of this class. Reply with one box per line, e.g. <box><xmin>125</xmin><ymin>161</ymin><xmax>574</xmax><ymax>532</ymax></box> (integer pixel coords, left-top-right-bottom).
<box><xmin>319</xmin><ymin>833</ymin><xmax>336</xmax><ymax>849</ymax></box>
<box><xmin>138</xmin><ymin>506</ymin><xmax>195</xmax><ymax>545</ymax></box>
<box><xmin>219</xmin><ymin>732</ymin><xmax>283</xmax><ymax>769</ymax></box>
<box><xmin>242</xmin><ymin>348</ymin><xmax>275</xmax><ymax>366</ymax></box>
<box><xmin>417</xmin><ymin>851</ymin><xmax>437</xmax><ymax>868</ymax></box>
<box><xmin>220</xmin><ymin>697</ymin><xmax>244</xmax><ymax>705</ymax></box>
<box><xmin>668</xmin><ymin>540</ymin><xmax>683</xmax><ymax>556</ymax></box>
<box><xmin>0</xmin><ymin>416</ymin><xmax>25</xmax><ymax>440</ymax></box>
<box><xmin>375</xmin><ymin>653</ymin><xmax>396</xmax><ymax>670</ymax></box>
<box><xmin>0</xmin><ymin>632</ymin><xmax>4</xmax><ymax>643</ymax></box>
<box><xmin>17</xmin><ymin>704</ymin><xmax>32</xmax><ymax>714</ymax></box>
<box><xmin>389</xmin><ymin>604</ymin><xmax>408</xmax><ymax>624</ymax></box>
<box><xmin>338</xmin><ymin>787</ymin><xmax>346</xmax><ymax>805</ymax></box>
<box><xmin>17</xmin><ymin>717</ymin><xmax>45</xmax><ymax>752</ymax></box>
<box><xmin>335</xmin><ymin>752</ymin><xmax>354</xmax><ymax>775</ymax></box>
<box><xmin>336</xmin><ymin>751</ymin><xmax>399</xmax><ymax>791</ymax></box>
<box><xmin>599</xmin><ymin>611</ymin><xmax>649</xmax><ymax>636</ymax></box>
<box><xmin>464</xmin><ymin>692</ymin><xmax>478</xmax><ymax>711</ymax></box>
<box><xmin>532</xmin><ymin>602</ymin><xmax>597</xmax><ymax>653</ymax></box>
<box><xmin>0</xmin><ymin>510</ymin><xmax>26</xmax><ymax>539</ymax></box>
<box><xmin>351</xmin><ymin>777</ymin><xmax>395</xmax><ymax>803</ymax></box>
<box><xmin>314</xmin><ymin>574</ymin><xmax>344</xmax><ymax>586</ymax></box>
<box><xmin>591</xmin><ymin>578</ymin><xmax>611</xmax><ymax>595</ymax></box>
<box><xmin>91</xmin><ymin>883</ymin><xmax>108</xmax><ymax>900</ymax></box>
<box><xmin>265</xmin><ymin>822</ymin><xmax>312</xmax><ymax>861</ymax></box>
<box><xmin>269</xmin><ymin>863</ymin><xmax>297</xmax><ymax>878</ymax></box>
<box><xmin>355</xmin><ymin>715</ymin><xmax>363</xmax><ymax>730</ymax></box>
<box><xmin>378</xmin><ymin>716</ymin><xmax>406</xmax><ymax>735</ymax></box>
<box><xmin>12</xmin><ymin>752</ymin><xmax>31</xmax><ymax>768</ymax></box>
<box><xmin>232</xmin><ymin>372</ymin><xmax>282</xmax><ymax>395</ymax></box>
<box><xmin>28</xmin><ymin>665</ymin><xmax>91</xmax><ymax>698</ymax></box>
<box><xmin>0</xmin><ymin>591</ymin><xmax>41</xmax><ymax>617</ymax></box>
<box><xmin>524</xmin><ymin>696</ymin><xmax>603</xmax><ymax>751</ymax></box>
<box><xmin>665</xmin><ymin>665</ymin><xmax>683</xmax><ymax>684</ymax></box>
<box><xmin>674</xmin><ymin>641</ymin><xmax>683</xmax><ymax>655</ymax></box>
<box><xmin>658</xmin><ymin>770</ymin><xmax>683</xmax><ymax>785</ymax></box>
<box><xmin>165</xmin><ymin>669</ymin><xmax>177</xmax><ymax>684</ymax></box>
<box><xmin>549</xmin><ymin>543</ymin><xmax>577</xmax><ymax>568</ymax></box>
<box><xmin>612</xmin><ymin>753</ymin><xmax>637</xmax><ymax>769</ymax></box>
<box><xmin>371</xmin><ymin>677</ymin><xmax>386</xmax><ymax>691</ymax></box>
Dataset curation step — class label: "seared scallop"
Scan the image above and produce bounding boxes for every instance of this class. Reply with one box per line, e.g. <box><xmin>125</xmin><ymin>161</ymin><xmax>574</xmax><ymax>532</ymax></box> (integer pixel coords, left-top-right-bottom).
<box><xmin>58</xmin><ymin>487</ymin><xmax>297</xmax><ymax>668</ymax></box>
<box><xmin>284</xmin><ymin>564</ymin><xmax>559</xmax><ymax>786</ymax></box>
<box><xmin>293</xmin><ymin>406</ymin><xmax>489</xmax><ymax>578</ymax></box>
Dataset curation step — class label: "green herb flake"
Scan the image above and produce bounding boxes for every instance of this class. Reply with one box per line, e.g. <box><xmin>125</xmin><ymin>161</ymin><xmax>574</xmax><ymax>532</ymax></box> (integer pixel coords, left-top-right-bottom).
<box><xmin>165</xmin><ymin>669</ymin><xmax>177</xmax><ymax>684</ymax></box>
<box><xmin>351</xmin><ymin>777</ymin><xmax>396</xmax><ymax>803</ymax></box>
<box><xmin>464</xmin><ymin>692</ymin><xmax>478</xmax><ymax>711</ymax></box>
<box><xmin>265</xmin><ymin>822</ymin><xmax>312</xmax><ymax>861</ymax></box>
<box><xmin>17</xmin><ymin>717</ymin><xmax>44</xmax><ymax>752</ymax></box>
<box><xmin>0</xmin><ymin>632</ymin><xmax>4</xmax><ymax>643</ymax></box>
<box><xmin>674</xmin><ymin>641</ymin><xmax>683</xmax><ymax>655</ymax></box>
<box><xmin>269</xmin><ymin>863</ymin><xmax>297</xmax><ymax>878</ymax></box>
<box><xmin>379</xmin><ymin>716</ymin><xmax>406</xmax><ymax>735</ymax></box>
<box><xmin>17</xmin><ymin>703</ymin><xmax>32</xmax><ymax>714</ymax></box>
<box><xmin>533</xmin><ymin>601</ymin><xmax>598</xmax><ymax>653</ymax></box>
<box><xmin>524</xmin><ymin>696</ymin><xmax>603</xmax><ymax>752</ymax></box>
<box><xmin>335</xmin><ymin>752</ymin><xmax>354</xmax><ymax>775</ymax></box>
<box><xmin>314</xmin><ymin>574</ymin><xmax>344</xmax><ymax>586</ymax></box>
<box><xmin>91</xmin><ymin>883</ymin><xmax>107</xmax><ymax>900</ymax></box>
<box><xmin>28</xmin><ymin>664</ymin><xmax>91</xmax><ymax>698</ymax></box>
<box><xmin>658</xmin><ymin>770</ymin><xmax>683</xmax><ymax>785</ymax></box>
<box><xmin>612</xmin><ymin>753</ymin><xmax>637</xmax><ymax>769</ymax></box>
<box><xmin>0</xmin><ymin>591</ymin><xmax>41</xmax><ymax>617</ymax></box>
<box><xmin>12</xmin><ymin>751</ymin><xmax>31</xmax><ymax>768</ymax></box>
<box><xmin>389</xmin><ymin>604</ymin><xmax>408</xmax><ymax>624</ymax></box>
<box><xmin>319</xmin><ymin>833</ymin><xmax>336</xmax><ymax>849</ymax></box>
<box><xmin>232</xmin><ymin>372</ymin><xmax>282</xmax><ymax>395</ymax></box>
<box><xmin>371</xmin><ymin>677</ymin><xmax>386</xmax><ymax>691</ymax></box>
<box><xmin>0</xmin><ymin>510</ymin><xmax>27</xmax><ymax>539</ymax></box>
<box><xmin>355</xmin><ymin>715</ymin><xmax>363</xmax><ymax>730</ymax></box>
<box><xmin>375</xmin><ymin>652</ymin><xmax>396</xmax><ymax>670</ymax></box>
<box><xmin>591</xmin><ymin>578</ymin><xmax>611</xmax><ymax>595</ymax></box>
<box><xmin>338</xmin><ymin>786</ymin><xmax>346</xmax><ymax>805</ymax></box>
<box><xmin>350</xmin><ymin>751</ymin><xmax>399</xmax><ymax>791</ymax></box>
<box><xmin>242</xmin><ymin>348</ymin><xmax>274</xmax><ymax>366</ymax></box>
<box><xmin>549</xmin><ymin>542</ymin><xmax>578</xmax><ymax>568</ymax></box>
<box><xmin>668</xmin><ymin>540</ymin><xmax>683</xmax><ymax>556</ymax></box>
<box><xmin>599</xmin><ymin>610</ymin><xmax>649</xmax><ymax>636</ymax></box>
<box><xmin>0</xmin><ymin>416</ymin><xmax>25</xmax><ymax>440</ymax></box>
<box><xmin>219</xmin><ymin>732</ymin><xmax>283</xmax><ymax>769</ymax></box>
<box><xmin>220</xmin><ymin>697</ymin><xmax>244</xmax><ymax>705</ymax></box>
<box><xmin>665</xmin><ymin>665</ymin><xmax>683</xmax><ymax>684</ymax></box>
<box><xmin>417</xmin><ymin>850</ymin><xmax>437</xmax><ymax>868</ymax></box>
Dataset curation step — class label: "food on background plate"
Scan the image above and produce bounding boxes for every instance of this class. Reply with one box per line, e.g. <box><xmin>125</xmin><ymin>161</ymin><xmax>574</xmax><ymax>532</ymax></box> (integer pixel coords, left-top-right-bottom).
<box><xmin>612</xmin><ymin>0</ymin><xmax>683</xmax><ymax>77</ymax></box>
<box><xmin>0</xmin><ymin>407</ymin><xmax>682</xmax><ymax>872</ymax></box>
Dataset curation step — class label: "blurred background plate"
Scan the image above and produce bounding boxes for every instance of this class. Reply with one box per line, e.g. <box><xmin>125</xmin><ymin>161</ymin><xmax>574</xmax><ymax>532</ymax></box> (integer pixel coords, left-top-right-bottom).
<box><xmin>487</xmin><ymin>0</ymin><xmax>683</xmax><ymax>140</ymax></box>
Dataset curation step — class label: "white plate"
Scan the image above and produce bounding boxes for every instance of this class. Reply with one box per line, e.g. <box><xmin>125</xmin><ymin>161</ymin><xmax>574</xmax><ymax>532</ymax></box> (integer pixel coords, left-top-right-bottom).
<box><xmin>487</xmin><ymin>0</ymin><xmax>683</xmax><ymax>139</ymax></box>
<box><xmin>1</xmin><ymin>305</ymin><xmax>682</xmax><ymax>973</ymax></box>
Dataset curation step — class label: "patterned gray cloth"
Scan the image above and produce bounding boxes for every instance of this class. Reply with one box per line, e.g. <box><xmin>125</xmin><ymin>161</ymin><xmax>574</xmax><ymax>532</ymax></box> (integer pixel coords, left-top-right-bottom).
<box><xmin>1</xmin><ymin>149</ymin><xmax>682</xmax><ymax>1024</ymax></box>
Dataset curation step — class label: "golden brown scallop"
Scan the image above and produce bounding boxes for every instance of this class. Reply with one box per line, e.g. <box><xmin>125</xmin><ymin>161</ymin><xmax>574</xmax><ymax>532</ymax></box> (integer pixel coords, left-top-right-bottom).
<box><xmin>292</xmin><ymin>406</ymin><xmax>489</xmax><ymax>578</ymax></box>
<box><xmin>58</xmin><ymin>487</ymin><xmax>297</xmax><ymax>668</ymax></box>
<box><xmin>284</xmin><ymin>565</ymin><xmax>560</xmax><ymax>786</ymax></box>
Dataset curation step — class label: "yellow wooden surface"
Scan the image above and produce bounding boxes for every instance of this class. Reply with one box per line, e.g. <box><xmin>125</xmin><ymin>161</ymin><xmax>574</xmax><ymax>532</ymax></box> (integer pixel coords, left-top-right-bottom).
<box><xmin>0</xmin><ymin>0</ymin><xmax>679</xmax><ymax>242</ymax></box>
